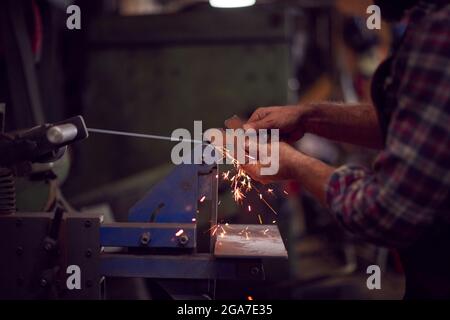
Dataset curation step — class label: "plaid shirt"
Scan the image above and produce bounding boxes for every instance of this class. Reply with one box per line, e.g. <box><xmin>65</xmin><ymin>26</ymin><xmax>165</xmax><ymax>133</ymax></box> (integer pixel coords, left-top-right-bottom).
<box><xmin>326</xmin><ymin>1</ymin><xmax>450</xmax><ymax>248</ymax></box>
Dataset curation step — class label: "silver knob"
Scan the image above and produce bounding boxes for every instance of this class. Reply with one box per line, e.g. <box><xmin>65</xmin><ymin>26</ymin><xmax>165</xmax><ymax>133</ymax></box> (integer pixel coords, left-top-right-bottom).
<box><xmin>46</xmin><ymin>124</ymin><xmax>78</xmax><ymax>144</ymax></box>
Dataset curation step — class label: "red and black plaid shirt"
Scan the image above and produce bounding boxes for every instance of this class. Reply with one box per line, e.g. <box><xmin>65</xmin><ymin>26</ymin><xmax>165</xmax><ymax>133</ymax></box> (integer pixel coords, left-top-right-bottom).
<box><xmin>326</xmin><ymin>1</ymin><xmax>450</xmax><ymax>248</ymax></box>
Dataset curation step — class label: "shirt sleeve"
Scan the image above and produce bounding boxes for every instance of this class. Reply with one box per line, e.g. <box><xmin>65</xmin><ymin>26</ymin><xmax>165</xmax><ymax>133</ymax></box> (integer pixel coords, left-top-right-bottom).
<box><xmin>326</xmin><ymin>13</ymin><xmax>450</xmax><ymax>248</ymax></box>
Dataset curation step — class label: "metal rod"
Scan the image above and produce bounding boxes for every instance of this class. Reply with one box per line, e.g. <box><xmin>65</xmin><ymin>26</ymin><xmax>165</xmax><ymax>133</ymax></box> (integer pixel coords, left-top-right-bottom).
<box><xmin>87</xmin><ymin>128</ymin><xmax>206</xmax><ymax>144</ymax></box>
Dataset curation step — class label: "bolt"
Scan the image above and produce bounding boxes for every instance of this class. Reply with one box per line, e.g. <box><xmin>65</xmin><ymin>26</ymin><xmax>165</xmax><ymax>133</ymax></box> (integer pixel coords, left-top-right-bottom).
<box><xmin>16</xmin><ymin>246</ymin><xmax>24</xmax><ymax>256</ymax></box>
<box><xmin>40</xmin><ymin>278</ymin><xmax>48</xmax><ymax>287</ymax></box>
<box><xmin>140</xmin><ymin>232</ymin><xmax>151</xmax><ymax>246</ymax></box>
<box><xmin>250</xmin><ymin>266</ymin><xmax>260</xmax><ymax>276</ymax></box>
<box><xmin>177</xmin><ymin>234</ymin><xmax>189</xmax><ymax>247</ymax></box>
<box><xmin>44</xmin><ymin>242</ymin><xmax>53</xmax><ymax>252</ymax></box>
<box><xmin>85</xmin><ymin>249</ymin><xmax>92</xmax><ymax>258</ymax></box>
<box><xmin>84</xmin><ymin>220</ymin><xmax>92</xmax><ymax>228</ymax></box>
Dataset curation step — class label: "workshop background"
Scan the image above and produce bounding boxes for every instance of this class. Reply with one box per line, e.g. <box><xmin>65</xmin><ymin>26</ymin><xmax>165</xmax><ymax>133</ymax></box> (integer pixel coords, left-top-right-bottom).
<box><xmin>0</xmin><ymin>0</ymin><xmax>406</xmax><ymax>299</ymax></box>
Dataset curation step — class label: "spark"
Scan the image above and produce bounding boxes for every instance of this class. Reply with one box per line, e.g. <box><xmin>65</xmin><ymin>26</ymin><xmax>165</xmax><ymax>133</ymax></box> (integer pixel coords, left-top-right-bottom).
<box><xmin>257</xmin><ymin>192</ymin><xmax>278</xmax><ymax>215</ymax></box>
<box><xmin>261</xmin><ymin>198</ymin><xmax>277</xmax><ymax>215</ymax></box>
<box><xmin>253</xmin><ymin>185</ymin><xmax>278</xmax><ymax>215</ymax></box>
<box><xmin>175</xmin><ymin>229</ymin><xmax>184</xmax><ymax>237</ymax></box>
<box><xmin>263</xmin><ymin>228</ymin><xmax>269</xmax><ymax>235</ymax></box>
<box><xmin>208</xmin><ymin>224</ymin><xmax>227</xmax><ymax>237</ymax></box>
<box><xmin>267</xmin><ymin>188</ymin><xmax>274</xmax><ymax>194</ymax></box>
<box><xmin>191</xmin><ymin>218</ymin><xmax>196</xmax><ymax>222</ymax></box>
<box><xmin>222</xmin><ymin>170</ymin><xmax>230</xmax><ymax>180</ymax></box>
<box><xmin>199</xmin><ymin>195</ymin><xmax>206</xmax><ymax>203</ymax></box>
<box><xmin>233</xmin><ymin>188</ymin><xmax>245</xmax><ymax>203</ymax></box>
<box><xmin>283</xmin><ymin>190</ymin><xmax>289</xmax><ymax>195</ymax></box>
<box><xmin>248</xmin><ymin>205</ymin><xmax>252</xmax><ymax>212</ymax></box>
<box><xmin>238</xmin><ymin>226</ymin><xmax>250</xmax><ymax>240</ymax></box>
<box><xmin>238</xmin><ymin>226</ymin><xmax>249</xmax><ymax>235</ymax></box>
<box><xmin>272</xmin><ymin>220</ymin><xmax>276</xmax><ymax>224</ymax></box>
<box><xmin>258</xmin><ymin>214</ymin><xmax>263</xmax><ymax>224</ymax></box>
<box><xmin>247</xmin><ymin>296</ymin><xmax>253</xmax><ymax>301</ymax></box>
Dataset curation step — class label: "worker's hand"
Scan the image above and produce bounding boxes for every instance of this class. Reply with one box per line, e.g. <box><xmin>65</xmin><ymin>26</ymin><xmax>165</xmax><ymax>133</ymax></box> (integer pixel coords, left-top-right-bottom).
<box><xmin>243</xmin><ymin>105</ymin><xmax>311</xmax><ymax>142</ymax></box>
<box><xmin>241</xmin><ymin>140</ymin><xmax>302</xmax><ymax>184</ymax></box>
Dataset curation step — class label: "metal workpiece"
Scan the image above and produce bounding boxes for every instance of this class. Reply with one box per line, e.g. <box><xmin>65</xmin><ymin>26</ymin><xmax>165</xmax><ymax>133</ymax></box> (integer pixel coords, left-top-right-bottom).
<box><xmin>214</xmin><ymin>224</ymin><xmax>288</xmax><ymax>259</ymax></box>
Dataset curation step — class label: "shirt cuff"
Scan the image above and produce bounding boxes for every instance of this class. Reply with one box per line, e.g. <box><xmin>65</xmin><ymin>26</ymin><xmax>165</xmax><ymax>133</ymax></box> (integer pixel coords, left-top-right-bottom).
<box><xmin>326</xmin><ymin>165</ymin><xmax>371</xmax><ymax>211</ymax></box>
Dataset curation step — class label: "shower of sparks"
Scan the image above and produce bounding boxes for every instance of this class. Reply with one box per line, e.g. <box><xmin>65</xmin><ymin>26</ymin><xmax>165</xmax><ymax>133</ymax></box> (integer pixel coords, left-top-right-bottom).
<box><xmin>199</xmin><ymin>195</ymin><xmax>206</xmax><ymax>203</ymax></box>
<box><xmin>175</xmin><ymin>229</ymin><xmax>184</xmax><ymax>237</ymax></box>
<box><xmin>213</xmin><ymin>145</ymin><xmax>292</xmax><ymax>231</ymax></box>
<box><xmin>216</xmin><ymin>147</ymin><xmax>253</xmax><ymax>205</ymax></box>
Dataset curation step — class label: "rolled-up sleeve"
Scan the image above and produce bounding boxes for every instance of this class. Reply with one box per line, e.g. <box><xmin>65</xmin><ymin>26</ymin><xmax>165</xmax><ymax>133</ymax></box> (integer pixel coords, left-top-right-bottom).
<box><xmin>326</xmin><ymin>13</ymin><xmax>450</xmax><ymax>248</ymax></box>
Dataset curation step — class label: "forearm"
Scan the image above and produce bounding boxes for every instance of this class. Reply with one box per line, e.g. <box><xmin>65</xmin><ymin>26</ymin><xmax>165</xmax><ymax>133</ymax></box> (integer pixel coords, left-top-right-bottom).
<box><xmin>302</xmin><ymin>102</ymin><xmax>384</xmax><ymax>149</ymax></box>
<box><xmin>288</xmin><ymin>151</ymin><xmax>335</xmax><ymax>206</ymax></box>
